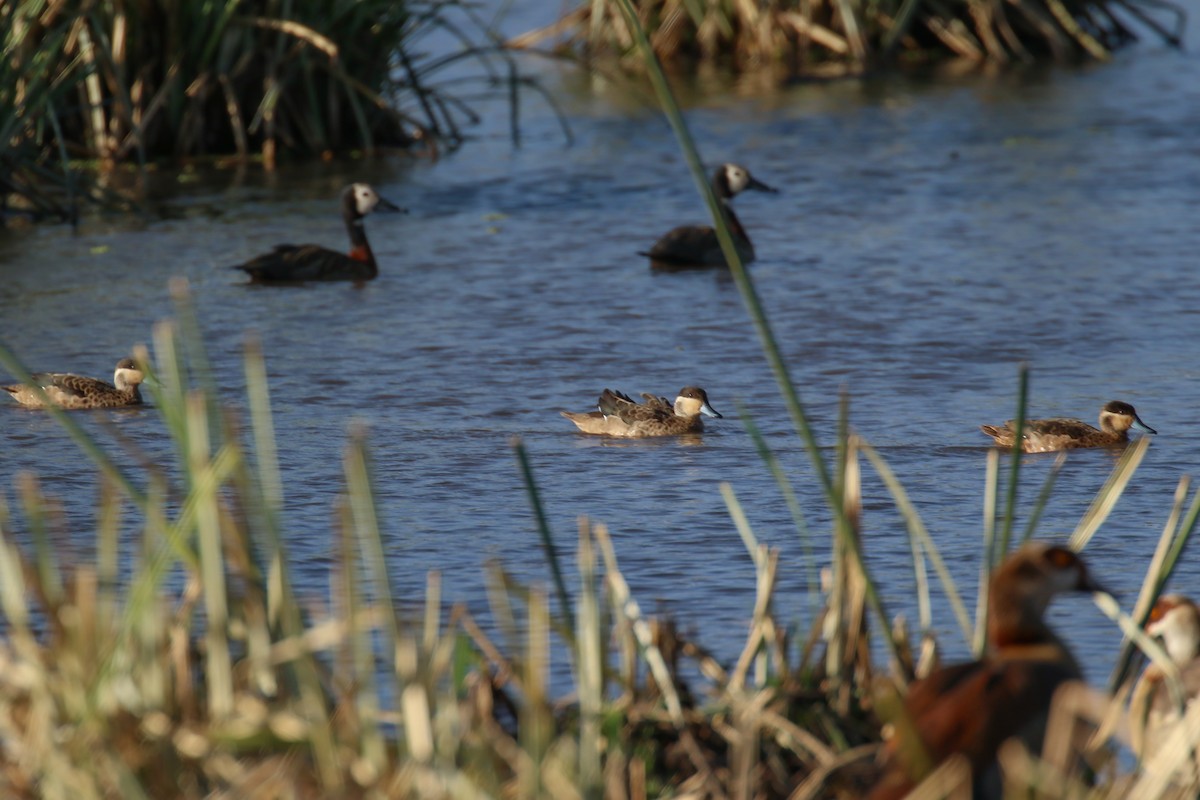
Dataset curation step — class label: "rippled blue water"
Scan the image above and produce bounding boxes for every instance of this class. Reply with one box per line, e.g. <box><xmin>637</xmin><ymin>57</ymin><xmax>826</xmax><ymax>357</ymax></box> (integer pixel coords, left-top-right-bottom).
<box><xmin>2</xmin><ymin>6</ymin><xmax>1200</xmax><ymax>688</ymax></box>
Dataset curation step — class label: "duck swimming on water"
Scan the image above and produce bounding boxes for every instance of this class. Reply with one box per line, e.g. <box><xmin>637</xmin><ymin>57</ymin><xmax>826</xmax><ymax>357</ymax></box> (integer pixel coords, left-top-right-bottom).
<box><xmin>641</xmin><ymin>163</ymin><xmax>776</xmax><ymax>269</ymax></box>
<box><xmin>4</xmin><ymin>358</ymin><xmax>144</xmax><ymax>409</ymax></box>
<box><xmin>980</xmin><ymin>400</ymin><xmax>1156</xmax><ymax>452</ymax></box>
<box><xmin>232</xmin><ymin>183</ymin><xmax>404</xmax><ymax>283</ymax></box>
<box><xmin>561</xmin><ymin>386</ymin><xmax>722</xmax><ymax>438</ymax></box>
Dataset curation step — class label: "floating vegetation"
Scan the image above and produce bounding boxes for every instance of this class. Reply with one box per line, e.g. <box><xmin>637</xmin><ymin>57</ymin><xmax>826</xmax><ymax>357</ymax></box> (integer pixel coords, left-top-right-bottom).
<box><xmin>512</xmin><ymin>0</ymin><xmax>1188</xmax><ymax>75</ymax></box>
<box><xmin>1</xmin><ymin>0</ymin><xmax>562</xmax><ymax>220</ymax></box>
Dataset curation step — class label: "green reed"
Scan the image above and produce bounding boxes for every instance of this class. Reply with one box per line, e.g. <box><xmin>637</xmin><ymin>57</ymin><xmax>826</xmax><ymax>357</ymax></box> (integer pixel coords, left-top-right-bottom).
<box><xmin>2</xmin><ymin>0</ymin><xmax>567</xmax><ymax>219</ymax></box>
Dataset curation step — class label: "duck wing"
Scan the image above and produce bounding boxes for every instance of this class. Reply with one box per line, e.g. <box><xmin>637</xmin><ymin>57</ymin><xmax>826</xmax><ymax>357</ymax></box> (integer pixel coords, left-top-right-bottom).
<box><xmin>872</xmin><ymin>658</ymin><xmax>1078</xmax><ymax>799</ymax></box>
<box><xmin>639</xmin><ymin>225</ymin><xmax>724</xmax><ymax>267</ymax></box>
<box><xmin>639</xmin><ymin>393</ymin><xmax>673</xmax><ymax>411</ymax></box>
<box><xmin>41</xmin><ymin>372</ymin><xmax>111</xmax><ymax>399</ymax></box>
<box><xmin>1022</xmin><ymin>417</ymin><xmax>1097</xmax><ymax>437</ymax></box>
<box><xmin>599</xmin><ymin>389</ymin><xmax>671</xmax><ymax>424</ymax></box>
<box><xmin>234</xmin><ymin>244</ymin><xmax>371</xmax><ymax>282</ymax></box>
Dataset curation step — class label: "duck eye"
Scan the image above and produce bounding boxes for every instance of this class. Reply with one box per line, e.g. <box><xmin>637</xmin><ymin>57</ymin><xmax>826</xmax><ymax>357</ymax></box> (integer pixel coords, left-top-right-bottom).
<box><xmin>1048</xmin><ymin>548</ymin><xmax>1076</xmax><ymax>569</ymax></box>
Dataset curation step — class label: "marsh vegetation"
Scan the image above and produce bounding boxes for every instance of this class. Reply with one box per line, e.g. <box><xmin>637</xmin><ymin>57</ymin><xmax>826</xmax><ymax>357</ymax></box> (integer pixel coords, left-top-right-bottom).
<box><xmin>1</xmin><ymin>0</ymin><xmax>552</xmax><ymax>221</ymax></box>
<box><xmin>515</xmin><ymin>0</ymin><xmax>1187</xmax><ymax>75</ymax></box>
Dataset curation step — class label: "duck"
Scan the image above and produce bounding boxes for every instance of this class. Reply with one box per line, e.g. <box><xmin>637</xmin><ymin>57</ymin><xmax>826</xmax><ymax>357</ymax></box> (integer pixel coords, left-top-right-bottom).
<box><xmin>980</xmin><ymin>400</ymin><xmax>1157</xmax><ymax>452</ymax></box>
<box><xmin>232</xmin><ymin>183</ymin><xmax>404</xmax><ymax>283</ymax></box>
<box><xmin>640</xmin><ymin>163</ymin><xmax>777</xmax><ymax>269</ymax></box>
<box><xmin>560</xmin><ymin>386</ymin><xmax>722</xmax><ymax>438</ymax></box>
<box><xmin>1130</xmin><ymin>594</ymin><xmax>1200</xmax><ymax>771</ymax></box>
<box><xmin>3</xmin><ymin>358</ymin><xmax>145</xmax><ymax>409</ymax></box>
<box><xmin>867</xmin><ymin>543</ymin><xmax>1104</xmax><ymax>800</ymax></box>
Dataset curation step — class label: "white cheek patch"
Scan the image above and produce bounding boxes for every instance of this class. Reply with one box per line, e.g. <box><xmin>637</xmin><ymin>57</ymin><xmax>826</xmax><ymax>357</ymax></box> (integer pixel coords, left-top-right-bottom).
<box><xmin>727</xmin><ymin>168</ymin><xmax>748</xmax><ymax>193</ymax></box>
<box><xmin>357</xmin><ymin>195</ymin><xmax>376</xmax><ymax>215</ymax></box>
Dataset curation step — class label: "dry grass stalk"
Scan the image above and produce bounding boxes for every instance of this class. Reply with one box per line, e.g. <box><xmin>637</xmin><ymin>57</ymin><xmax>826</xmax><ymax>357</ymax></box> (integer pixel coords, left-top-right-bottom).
<box><xmin>517</xmin><ymin>0</ymin><xmax>1185</xmax><ymax>74</ymax></box>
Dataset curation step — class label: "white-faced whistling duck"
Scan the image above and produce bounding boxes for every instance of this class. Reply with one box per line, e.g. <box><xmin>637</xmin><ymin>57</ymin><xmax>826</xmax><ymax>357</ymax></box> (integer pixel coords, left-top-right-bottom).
<box><xmin>233</xmin><ymin>183</ymin><xmax>404</xmax><ymax>283</ymax></box>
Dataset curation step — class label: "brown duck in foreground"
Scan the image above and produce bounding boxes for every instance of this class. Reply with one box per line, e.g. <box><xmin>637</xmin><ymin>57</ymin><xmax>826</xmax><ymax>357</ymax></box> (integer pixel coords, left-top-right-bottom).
<box><xmin>867</xmin><ymin>543</ymin><xmax>1105</xmax><ymax>800</ymax></box>
<box><xmin>561</xmin><ymin>386</ymin><xmax>722</xmax><ymax>438</ymax></box>
<box><xmin>640</xmin><ymin>163</ymin><xmax>776</xmax><ymax>269</ymax></box>
<box><xmin>233</xmin><ymin>183</ymin><xmax>404</xmax><ymax>283</ymax></box>
<box><xmin>981</xmin><ymin>400</ymin><xmax>1156</xmax><ymax>452</ymax></box>
<box><xmin>3</xmin><ymin>358</ymin><xmax>144</xmax><ymax>409</ymax></box>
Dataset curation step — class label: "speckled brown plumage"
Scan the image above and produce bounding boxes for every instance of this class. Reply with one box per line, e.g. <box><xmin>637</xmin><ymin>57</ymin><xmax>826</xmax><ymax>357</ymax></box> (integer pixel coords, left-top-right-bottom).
<box><xmin>981</xmin><ymin>400</ymin><xmax>1156</xmax><ymax>452</ymax></box>
<box><xmin>561</xmin><ymin>386</ymin><xmax>722</xmax><ymax>438</ymax></box>
<box><xmin>4</xmin><ymin>358</ymin><xmax>144</xmax><ymax>409</ymax></box>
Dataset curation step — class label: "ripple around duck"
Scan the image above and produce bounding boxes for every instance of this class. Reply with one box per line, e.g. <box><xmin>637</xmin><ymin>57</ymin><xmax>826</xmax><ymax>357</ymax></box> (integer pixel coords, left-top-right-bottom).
<box><xmin>3</xmin><ymin>46</ymin><xmax>1200</xmax><ymax>681</ymax></box>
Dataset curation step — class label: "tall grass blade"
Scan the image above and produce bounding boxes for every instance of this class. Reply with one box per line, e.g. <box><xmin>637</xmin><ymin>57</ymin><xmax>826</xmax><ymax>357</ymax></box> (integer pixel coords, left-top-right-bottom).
<box><xmin>738</xmin><ymin>405</ymin><xmax>818</xmax><ymax>611</ymax></box>
<box><xmin>975</xmin><ymin>448</ymin><xmax>1000</xmax><ymax>656</ymax></box>
<box><xmin>1019</xmin><ymin>452</ymin><xmax>1067</xmax><ymax>543</ymax></box>
<box><xmin>593</xmin><ymin>522</ymin><xmax>684</xmax><ymax>723</ymax></box>
<box><xmin>997</xmin><ymin>364</ymin><xmax>1029</xmax><ymax>560</ymax></box>
<box><xmin>609</xmin><ymin>0</ymin><xmax>836</xmax><ymax>507</ymax></box>
<box><xmin>1069</xmin><ymin>435</ymin><xmax>1151</xmax><ymax>551</ymax></box>
<box><xmin>342</xmin><ymin>428</ymin><xmax>392</xmax><ymax>768</ymax></box>
<box><xmin>512</xmin><ymin>436</ymin><xmax>574</xmax><ymax>632</ymax></box>
<box><xmin>576</xmin><ymin>519</ymin><xmax>603</xmax><ymax>800</ymax></box>
<box><xmin>860</xmin><ymin>440</ymin><xmax>973</xmax><ymax>646</ymax></box>
<box><xmin>1108</xmin><ymin>476</ymin><xmax>1200</xmax><ymax>692</ymax></box>
<box><xmin>188</xmin><ymin>391</ymin><xmax>234</xmax><ymax>719</ymax></box>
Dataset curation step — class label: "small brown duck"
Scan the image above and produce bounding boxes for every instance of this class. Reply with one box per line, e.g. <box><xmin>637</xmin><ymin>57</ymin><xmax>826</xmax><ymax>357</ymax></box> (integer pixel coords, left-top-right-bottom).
<box><xmin>980</xmin><ymin>400</ymin><xmax>1156</xmax><ymax>452</ymax></box>
<box><xmin>233</xmin><ymin>183</ymin><xmax>404</xmax><ymax>283</ymax></box>
<box><xmin>641</xmin><ymin>163</ymin><xmax>777</xmax><ymax>269</ymax></box>
<box><xmin>868</xmin><ymin>543</ymin><xmax>1104</xmax><ymax>800</ymax></box>
<box><xmin>1130</xmin><ymin>595</ymin><xmax>1200</xmax><ymax>768</ymax></box>
<box><xmin>4</xmin><ymin>358</ymin><xmax>144</xmax><ymax>409</ymax></box>
<box><xmin>561</xmin><ymin>386</ymin><xmax>722</xmax><ymax>438</ymax></box>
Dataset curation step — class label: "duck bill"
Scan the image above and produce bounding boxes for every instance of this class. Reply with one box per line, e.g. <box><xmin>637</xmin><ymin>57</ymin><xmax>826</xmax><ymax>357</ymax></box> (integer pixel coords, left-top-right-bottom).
<box><xmin>376</xmin><ymin>196</ymin><xmax>407</xmax><ymax>213</ymax></box>
<box><xmin>748</xmin><ymin>176</ymin><xmax>778</xmax><ymax>194</ymax></box>
<box><xmin>1079</xmin><ymin>569</ymin><xmax>1113</xmax><ymax>598</ymax></box>
<box><xmin>701</xmin><ymin>402</ymin><xmax>723</xmax><ymax>419</ymax></box>
<box><xmin>1131</xmin><ymin>416</ymin><xmax>1157</xmax><ymax>435</ymax></box>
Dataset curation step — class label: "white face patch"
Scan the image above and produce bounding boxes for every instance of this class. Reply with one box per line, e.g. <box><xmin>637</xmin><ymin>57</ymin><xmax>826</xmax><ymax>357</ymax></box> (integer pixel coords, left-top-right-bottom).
<box><xmin>352</xmin><ymin>183</ymin><xmax>380</xmax><ymax>215</ymax></box>
<box><xmin>114</xmin><ymin>368</ymin><xmax>144</xmax><ymax>388</ymax></box>
<box><xmin>725</xmin><ymin>165</ymin><xmax>750</xmax><ymax>194</ymax></box>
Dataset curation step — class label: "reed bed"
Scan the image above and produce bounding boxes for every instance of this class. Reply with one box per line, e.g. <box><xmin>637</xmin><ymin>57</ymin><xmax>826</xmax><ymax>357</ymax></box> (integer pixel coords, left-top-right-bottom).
<box><xmin>1</xmin><ymin>0</ymin><xmax>558</xmax><ymax>220</ymax></box>
<box><xmin>512</xmin><ymin>0</ymin><xmax>1187</xmax><ymax>74</ymax></box>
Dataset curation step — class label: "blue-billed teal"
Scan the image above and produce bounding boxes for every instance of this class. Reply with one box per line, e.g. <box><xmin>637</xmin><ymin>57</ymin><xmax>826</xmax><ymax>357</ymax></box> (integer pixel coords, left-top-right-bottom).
<box><xmin>981</xmin><ymin>400</ymin><xmax>1156</xmax><ymax>452</ymax></box>
<box><xmin>4</xmin><ymin>358</ymin><xmax>144</xmax><ymax>409</ymax></box>
<box><xmin>561</xmin><ymin>386</ymin><xmax>722</xmax><ymax>437</ymax></box>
